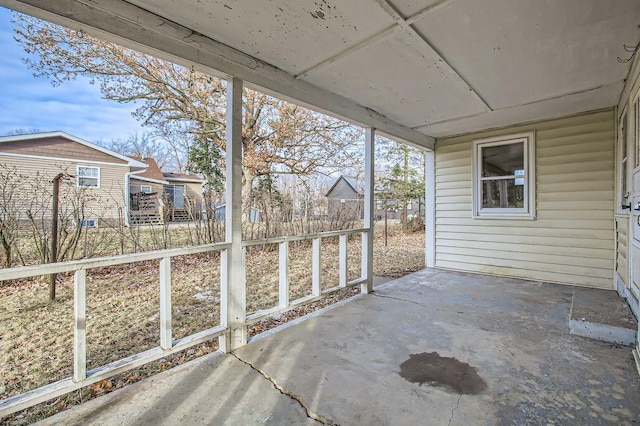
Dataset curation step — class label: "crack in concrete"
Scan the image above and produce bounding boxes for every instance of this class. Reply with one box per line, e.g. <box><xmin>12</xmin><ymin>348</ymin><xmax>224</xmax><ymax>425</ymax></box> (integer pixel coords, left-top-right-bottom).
<box><xmin>448</xmin><ymin>393</ymin><xmax>462</xmax><ymax>426</ymax></box>
<box><xmin>230</xmin><ymin>352</ymin><xmax>337</xmax><ymax>425</ymax></box>
<box><xmin>448</xmin><ymin>365</ymin><xmax>468</xmax><ymax>426</ymax></box>
<box><xmin>372</xmin><ymin>293</ymin><xmax>429</xmax><ymax>308</ymax></box>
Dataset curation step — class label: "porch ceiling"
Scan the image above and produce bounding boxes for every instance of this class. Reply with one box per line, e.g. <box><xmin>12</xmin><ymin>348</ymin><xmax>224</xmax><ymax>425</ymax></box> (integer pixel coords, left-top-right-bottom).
<box><xmin>126</xmin><ymin>0</ymin><xmax>640</xmax><ymax>137</ymax></box>
<box><xmin>4</xmin><ymin>0</ymin><xmax>640</xmax><ymax>141</ymax></box>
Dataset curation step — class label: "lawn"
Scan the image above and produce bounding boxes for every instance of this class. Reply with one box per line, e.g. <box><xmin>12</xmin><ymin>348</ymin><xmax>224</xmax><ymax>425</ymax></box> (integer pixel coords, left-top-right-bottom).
<box><xmin>0</xmin><ymin>224</ymin><xmax>424</xmax><ymax>424</ymax></box>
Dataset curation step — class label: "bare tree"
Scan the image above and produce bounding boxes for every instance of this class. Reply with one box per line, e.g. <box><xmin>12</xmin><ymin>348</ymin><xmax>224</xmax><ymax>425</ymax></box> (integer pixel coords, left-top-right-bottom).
<box><xmin>13</xmin><ymin>12</ymin><xmax>360</xmax><ymax>197</ymax></box>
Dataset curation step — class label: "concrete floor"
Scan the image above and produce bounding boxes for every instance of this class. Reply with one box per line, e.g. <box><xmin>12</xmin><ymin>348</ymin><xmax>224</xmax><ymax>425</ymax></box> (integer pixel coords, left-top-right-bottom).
<box><xmin>39</xmin><ymin>269</ymin><xmax>640</xmax><ymax>425</ymax></box>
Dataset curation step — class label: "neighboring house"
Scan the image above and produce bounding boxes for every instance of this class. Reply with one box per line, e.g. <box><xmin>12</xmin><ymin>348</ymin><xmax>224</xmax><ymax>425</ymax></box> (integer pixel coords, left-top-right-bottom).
<box><xmin>0</xmin><ymin>131</ymin><xmax>205</xmax><ymax>227</ymax></box>
<box><xmin>326</xmin><ymin>176</ymin><xmax>364</xmax><ymax>220</ymax></box>
<box><xmin>162</xmin><ymin>172</ymin><xmax>204</xmax><ymax>222</ymax></box>
<box><xmin>0</xmin><ymin>131</ymin><xmax>147</xmax><ymax>226</ymax></box>
<box><xmin>128</xmin><ymin>159</ymin><xmax>205</xmax><ymax>224</ymax></box>
<box><xmin>128</xmin><ymin>157</ymin><xmax>169</xmax><ymax>225</ymax></box>
<box><xmin>326</xmin><ymin>175</ymin><xmax>423</xmax><ymax>221</ymax></box>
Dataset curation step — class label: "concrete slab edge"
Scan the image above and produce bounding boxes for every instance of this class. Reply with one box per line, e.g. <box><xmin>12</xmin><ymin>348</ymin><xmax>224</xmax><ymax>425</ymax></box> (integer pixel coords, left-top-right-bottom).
<box><xmin>569</xmin><ymin>319</ymin><xmax>636</xmax><ymax>347</ymax></box>
<box><xmin>248</xmin><ymin>292</ymin><xmax>368</xmax><ymax>344</ymax></box>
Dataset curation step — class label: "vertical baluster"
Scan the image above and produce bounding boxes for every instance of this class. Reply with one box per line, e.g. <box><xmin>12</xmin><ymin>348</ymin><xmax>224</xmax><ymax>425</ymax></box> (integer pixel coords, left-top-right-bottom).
<box><xmin>312</xmin><ymin>237</ymin><xmax>322</xmax><ymax>296</ymax></box>
<box><xmin>279</xmin><ymin>240</ymin><xmax>289</xmax><ymax>308</ymax></box>
<box><xmin>339</xmin><ymin>234</ymin><xmax>348</xmax><ymax>287</ymax></box>
<box><xmin>73</xmin><ymin>269</ymin><xmax>87</xmax><ymax>383</ymax></box>
<box><xmin>159</xmin><ymin>257</ymin><xmax>172</xmax><ymax>350</ymax></box>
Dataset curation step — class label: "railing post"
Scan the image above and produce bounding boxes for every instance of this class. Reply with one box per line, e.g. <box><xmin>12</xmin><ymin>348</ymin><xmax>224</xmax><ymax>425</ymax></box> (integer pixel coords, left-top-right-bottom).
<box><xmin>159</xmin><ymin>257</ymin><xmax>172</xmax><ymax>350</ymax></box>
<box><xmin>312</xmin><ymin>237</ymin><xmax>322</xmax><ymax>296</ymax></box>
<box><xmin>279</xmin><ymin>240</ymin><xmax>289</xmax><ymax>308</ymax></box>
<box><xmin>73</xmin><ymin>268</ymin><xmax>87</xmax><ymax>383</ymax></box>
<box><xmin>425</xmin><ymin>149</ymin><xmax>435</xmax><ymax>268</ymax></box>
<box><xmin>361</xmin><ymin>127</ymin><xmax>375</xmax><ymax>293</ymax></box>
<box><xmin>339</xmin><ymin>234</ymin><xmax>348</xmax><ymax>287</ymax></box>
<box><xmin>223</xmin><ymin>77</ymin><xmax>246</xmax><ymax>350</ymax></box>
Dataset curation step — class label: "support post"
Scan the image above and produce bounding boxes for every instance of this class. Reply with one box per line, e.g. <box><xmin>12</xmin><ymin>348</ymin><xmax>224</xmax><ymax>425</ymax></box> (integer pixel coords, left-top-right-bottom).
<box><xmin>361</xmin><ymin>127</ymin><xmax>375</xmax><ymax>293</ymax></box>
<box><xmin>425</xmin><ymin>149</ymin><xmax>435</xmax><ymax>268</ymax></box>
<box><xmin>279</xmin><ymin>241</ymin><xmax>289</xmax><ymax>308</ymax></box>
<box><xmin>312</xmin><ymin>237</ymin><xmax>322</xmax><ymax>296</ymax></box>
<box><xmin>159</xmin><ymin>257</ymin><xmax>172</xmax><ymax>350</ymax></box>
<box><xmin>73</xmin><ymin>269</ymin><xmax>87</xmax><ymax>382</ymax></box>
<box><xmin>220</xmin><ymin>77</ymin><xmax>246</xmax><ymax>351</ymax></box>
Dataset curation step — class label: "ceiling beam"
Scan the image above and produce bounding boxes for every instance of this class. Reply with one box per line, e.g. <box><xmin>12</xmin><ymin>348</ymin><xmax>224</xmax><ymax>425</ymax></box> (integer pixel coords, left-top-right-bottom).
<box><xmin>0</xmin><ymin>0</ymin><xmax>435</xmax><ymax>150</ymax></box>
<box><xmin>372</xmin><ymin>0</ymin><xmax>492</xmax><ymax>112</ymax></box>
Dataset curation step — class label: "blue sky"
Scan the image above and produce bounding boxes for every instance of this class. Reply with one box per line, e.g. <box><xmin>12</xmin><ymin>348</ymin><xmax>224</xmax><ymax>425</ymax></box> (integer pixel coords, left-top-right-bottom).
<box><xmin>0</xmin><ymin>6</ymin><xmax>147</xmax><ymax>143</ymax></box>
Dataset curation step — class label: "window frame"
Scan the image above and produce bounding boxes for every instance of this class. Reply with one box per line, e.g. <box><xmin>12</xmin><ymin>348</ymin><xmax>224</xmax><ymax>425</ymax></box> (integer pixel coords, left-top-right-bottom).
<box><xmin>76</xmin><ymin>165</ymin><xmax>100</xmax><ymax>188</ymax></box>
<box><xmin>472</xmin><ymin>131</ymin><xmax>536</xmax><ymax>220</ymax></box>
<box><xmin>617</xmin><ymin>106</ymin><xmax>629</xmax><ymax>215</ymax></box>
<box><xmin>140</xmin><ymin>184</ymin><xmax>153</xmax><ymax>194</ymax></box>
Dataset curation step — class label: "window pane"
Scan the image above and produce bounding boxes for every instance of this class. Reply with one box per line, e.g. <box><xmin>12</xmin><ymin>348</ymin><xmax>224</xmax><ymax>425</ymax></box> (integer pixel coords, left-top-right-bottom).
<box><xmin>482</xmin><ymin>142</ymin><xmax>524</xmax><ymax>177</ymax></box>
<box><xmin>78</xmin><ymin>167</ymin><xmax>98</xmax><ymax>178</ymax></box>
<box><xmin>481</xmin><ymin>179</ymin><xmax>525</xmax><ymax>209</ymax></box>
<box><xmin>79</xmin><ymin>177</ymin><xmax>98</xmax><ymax>187</ymax></box>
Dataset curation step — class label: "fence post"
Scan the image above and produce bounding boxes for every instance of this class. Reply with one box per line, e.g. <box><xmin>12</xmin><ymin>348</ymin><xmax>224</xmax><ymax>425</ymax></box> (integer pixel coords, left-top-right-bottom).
<box><xmin>361</xmin><ymin>128</ymin><xmax>375</xmax><ymax>293</ymax></box>
<box><xmin>73</xmin><ymin>268</ymin><xmax>87</xmax><ymax>382</ymax></box>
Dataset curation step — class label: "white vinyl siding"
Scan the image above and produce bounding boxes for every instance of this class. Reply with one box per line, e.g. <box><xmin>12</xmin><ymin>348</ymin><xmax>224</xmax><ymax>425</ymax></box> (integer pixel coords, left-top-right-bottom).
<box><xmin>435</xmin><ymin>109</ymin><xmax>615</xmax><ymax>289</ymax></box>
<box><xmin>0</xmin><ymin>155</ymin><xmax>126</xmax><ymax>219</ymax></box>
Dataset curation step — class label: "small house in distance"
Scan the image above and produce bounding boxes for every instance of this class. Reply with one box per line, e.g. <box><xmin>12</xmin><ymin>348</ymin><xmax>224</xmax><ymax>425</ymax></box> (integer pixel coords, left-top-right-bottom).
<box><xmin>0</xmin><ymin>131</ymin><xmax>148</xmax><ymax>226</ymax></box>
<box><xmin>326</xmin><ymin>175</ymin><xmax>364</xmax><ymax>220</ymax></box>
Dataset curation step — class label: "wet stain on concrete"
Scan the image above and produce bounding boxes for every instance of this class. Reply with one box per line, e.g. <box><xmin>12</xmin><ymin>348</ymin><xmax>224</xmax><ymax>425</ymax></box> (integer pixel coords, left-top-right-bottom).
<box><xmin>399</xmin><ymin>352</ymin><xmax>487</xmax><ymax>395</ymax></box>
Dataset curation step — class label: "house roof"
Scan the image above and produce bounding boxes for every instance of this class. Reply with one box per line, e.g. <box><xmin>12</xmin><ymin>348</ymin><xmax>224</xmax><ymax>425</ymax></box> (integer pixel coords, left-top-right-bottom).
<box><xmin>129</xmin><ymin>157</ymin><xmax>169</xmax><ymax>184</ymax></box>
<box><xmin>18</xmin><ymin>1</ymin><xmax>639</xmax><ymax>147</ymax></box>
<box><xmin>326</xmin><ymin>175</ymin><xmax>363</xmax><ymax>197</ymax></box>
<box><xmin>0</xmin><ymin>131</ymin><xmax>148</xmax><ymax>168</ymax></box>
<box><xmin>162</xmin><ymin>172</ymin><xmax>204</xmax><ymax>183</ymax></box>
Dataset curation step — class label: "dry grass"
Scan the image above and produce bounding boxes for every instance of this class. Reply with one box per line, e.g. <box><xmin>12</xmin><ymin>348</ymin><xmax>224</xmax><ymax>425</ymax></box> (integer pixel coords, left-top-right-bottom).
<box><xmin>0</xmin><ymin>224</ymin><xmax>424</xmax><ymax>425</ymax></box>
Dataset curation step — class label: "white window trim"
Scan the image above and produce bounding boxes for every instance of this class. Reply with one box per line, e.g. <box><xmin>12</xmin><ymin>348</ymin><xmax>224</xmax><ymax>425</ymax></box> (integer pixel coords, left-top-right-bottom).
<box><xmin>472</xmin><ymin>131</ymin><xmax>536</xmax><ymax>220</ymax></box>
<box><xmin>76</xmin><ymin>165</ymin><xmax>100</xmax><ymax>188</ymax></box>
<box><xmin>617</xmin><ymin>106</ymin><xmax>629</xmax><ymax>216</ymax></box>
<box><xmin>141</xmin><ymin>184</ymin><xmax>152</xmax><ymax>193</ymax></box>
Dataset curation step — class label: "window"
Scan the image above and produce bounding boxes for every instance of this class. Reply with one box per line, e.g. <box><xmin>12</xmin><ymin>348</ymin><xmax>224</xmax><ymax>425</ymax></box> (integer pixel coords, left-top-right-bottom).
<box><xmin>472</xmin><ymin>132</ymin><xmax>535</xmax><ymax>219</ymax></box>
<box><xmin>77</xmin><ymin>166</ymin><xmax>100</xmax><ymax>188</ymax></box>
<box><xmin>80</xmin><ymin>219</ymin><xmax>98</xmax><ymax>228</ymax></box>
<box><xmin>376</xmin><ymin>199</ymin><xmax>384</xmax><ymax>209</ymax></box>
<box><xmin>141</xmin><ymin>185</ymin><xmax>152</xmax><ymax>193</ymax></box>
<box><xmin>406</xmin><ymin>200</ymin><xmax>412</xmax><ymax>210</ymax></box>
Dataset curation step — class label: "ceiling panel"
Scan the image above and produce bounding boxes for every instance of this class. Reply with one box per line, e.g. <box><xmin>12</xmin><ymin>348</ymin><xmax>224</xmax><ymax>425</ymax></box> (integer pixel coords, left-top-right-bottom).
<box><xmin>416</xmin><ymin>81</ymin><xmax>623</xmax><ymax>138</ymax></box>
<box><xmin>302</xmin><ymin>29</ymin><xmax>487</xmax><ymax>127</ymax></box>
<box><xmin>412</xmin><ymin>0</ymin><xmax>640</xmax><ymax>110</ymax></box>
<box><xmin>128</xmin><ymin>0</ymin><xmax>396</xmax><ymax>75</ymax></box>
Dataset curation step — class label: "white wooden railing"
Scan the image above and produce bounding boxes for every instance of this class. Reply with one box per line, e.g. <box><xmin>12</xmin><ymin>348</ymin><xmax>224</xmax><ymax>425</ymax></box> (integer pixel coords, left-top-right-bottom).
<box><xmin>0</xmin><ymin>228</ymin><xmax>371</xmax><ymax>416</ymax></box>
